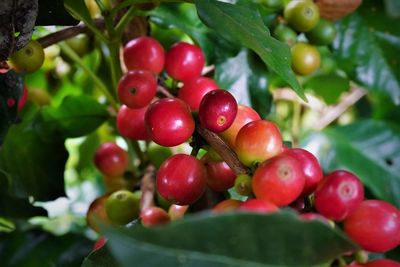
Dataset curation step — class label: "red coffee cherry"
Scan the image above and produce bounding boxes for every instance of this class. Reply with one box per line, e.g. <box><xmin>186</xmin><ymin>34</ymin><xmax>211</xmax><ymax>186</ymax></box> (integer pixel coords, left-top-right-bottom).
<box><xmin>202</xmin><ymin>153</ymin><xmax>236</xmax><ymax>192</ymax></box>
<box><xmin>156</xmin><ymin>154</ymin><xmax>207</xmax><ymax>205</ymax></box>
<box><xmin>235</xmin><ymin>120</ymin><xmax>283</xmax><ymax>167</ymax></box>
<box><xmin>199</xmin><ymin>89</ymin><xmax>238</xmax><ymax>133</ymax></box>
<box><xmin>178</xmin><ymin>77</ymin><xmax>219</xmax><ymax>111</ymax></box>
<box><xmin>344</xmin><ymin>200</ymin><xmax>400</xmax><ymax>253</ymax></box>
<box><xmin>92</xmin><ymin>237</ymin><xmax>107</xmax><ymax>251</ymax></box>
<box><xmin>165</xmin><ymin>42</ymin><xmax>205</xmax><ymax>81</ymax></box>
<box><xmin>145</xmin><ymin>98</ymin><xmax>195</xmax><ymax>147</ymax></box>
<box><xmin>141</xmin><ymin>207</ymin><xmax>170</xmax><ymax>227</ymax></box>
<box><xmin>117</xmin><ymin>105</ymin><xmax>150</xmax><ymax>140</ymax></box>
<box><xmin>212</xmin><ymin>199</ymin><xmax>241</xmax><ymax>213</ymax></box>
<box><xmin>123</xmin><ymin>36</ymin><xmax>165</xmax><ymax>74</ymax></box>
<box><xmin>18</xmin><ymin>85</ymin><xmax>28</xmax><ymax>112</ymax></box>
<box><xmin>118</xmin><ymin>70</ymin><xmax>157</xmax><ymax>109</ymax></box>
<box><xmin>238</xmin><ymin>199</ymin><xmax>279</xmax><ymax>214</ymax></box>
<box><xmin>283</xmin><ymin>148</ymin><xmax>323</xmax><ymax>196</ymax></box>
<box><xmin>220</xmin><ymin>104</ymin><xmax>261</xmax><ymax>149</ymax></box>
<box><xmin>252</xmin><ymin>153</ymin><xmax>305</xmax><ymax>206</ymax></box>
<box><xmin>300</xmin><ymin>212</ymin><xmax>330</xmax><ymax>225</ymax></box>
<box><xmin>365</xmin><ymin>259</ymin><xmax>400</xmax><ymax>267</ymax></box>
<box><xmin>314</xmin><ymin>170</ymin><xmax>364</xmax><ymax>221</ymax></box>
<box><xmin>94</xmin><ymin>142</ymin><xmax>129</xmax><ymax>177</ymax></box>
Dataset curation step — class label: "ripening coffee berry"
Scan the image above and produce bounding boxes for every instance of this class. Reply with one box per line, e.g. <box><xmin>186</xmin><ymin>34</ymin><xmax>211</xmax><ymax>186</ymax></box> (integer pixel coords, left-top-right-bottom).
<box><xmin>141</xmin><ymin>207</ymin><xmax>170</xmax><ymax>227</ymax></box>
<box><xmin>202</xmin><ymin>153</ymin><xmax>236</xmax><ymax>192</ymax></box>
<box><xmin>123</xmin><ymin>36</ymin><xmax>165</xmax><ymax>74</ymax></box>
<box><xmin>291</xmin><ymin>42</ymin><xmax>321</xmax><ymax>76</ymax></box>
<box><xmin>94</xmin><ymin>142</ymin><xmax>129</xmax><ymax>177</ymax></box>
<box><xmin>168</xmin><ymin>204</ymin><xmax>189</xmax><ymax>221</ymax></box>
<box><xmin>157</xmin><ymin>154</ymin><xmax>207</xmax><ymax>205</ymax></box>
<box><xmin>284</xmin><ymin>0</ymin><xmax>320</xmax><ymax>32</ymax></box>
<box><xmin>314</xmin><ymin>170</ymin><xmax>364</xmax><ymax>221</ymax></box>
<box><xmin>178</xmin><ymin>77</ymin><xmax>219</xmax><ymax>111</ymax></box>
<box><xmin>199</xmin><ymin>90</ymin><xmax>238</xmax><ymax>133</ymax></box>
<box><xmin>344</xmin><ymin>200</ymin><xmax>400</xmax><ymax>253</ymax></box>
<box><xmin>105</xmin><ymin>190</ymin><xmax>140</xmax><ymax>225</ymax></box>
<box><xmin>283</xmin><ymin>148</ymin><xmax>323</xmax><ymax>196</ymax></box>
<box><xmin>235</xmin><ymin>120</ymin><xmax>282</xmax><ymax>167</ymax></box>
<box><xmin>145</xmin><ymin>98</ymin><xmax>195</xmax><ymax>147</ymax></box>
<box><xmin>234</xmin><ymin>174</ymin><xmax>253</xmax><ymax>196</ymax></box>
<box><xmin>238</xmin><ymin>199</ymin><xmax>279</xmax><ymax>214</ymax></box>
<box><xmin>117</xmin><ymin>105</ymin><xmax>150</xmax><ymax>140</ymax></box>
<box><xmin>252</xmin><ymin>153</ymin><xmax>305</xmax><ymax>206</ymax></box>
<box><xmin>117</xmin><ymin>70</ymin><xmax>157</xmax><ymax>109</ymax></box>
<box><xmin>220</xmin><ymin>104</ymin><xmax>261</xmax><ymax>149</ymax></box>
<box><xmin>165</xmin><ymin>42</ymin><xmax>205</xmax><ymax>81</ymax></box>
<box><xmin>212</xmin><ymin>199</ymin><xmax>241</xmax><ymax>213</ymax></box>
<box><xmin>9</xmin><ymin>39</ymin><xmax>45</xmax><ymax>73</ymax></box>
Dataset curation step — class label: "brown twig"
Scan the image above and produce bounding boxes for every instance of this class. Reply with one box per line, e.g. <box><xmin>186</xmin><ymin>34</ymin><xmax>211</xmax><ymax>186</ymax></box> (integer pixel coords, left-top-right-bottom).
<box><xmin>196</xmin><ymin>125</ymin><xmax>249</xmax><ymax>175</ymax></box>
<box><xmin>314</xmin><ymin>87</ymin><xmax>366</xmax><ymax>130</ymax></box>
<box><xmin>37</xmin><ymin>19</ymin><xmax>105</xmax><ymax>48</ymax></box>
<box><xmin>140</xmin><ymin>165</ymin><xmax>156</xmax><ymax>211</ymax></box>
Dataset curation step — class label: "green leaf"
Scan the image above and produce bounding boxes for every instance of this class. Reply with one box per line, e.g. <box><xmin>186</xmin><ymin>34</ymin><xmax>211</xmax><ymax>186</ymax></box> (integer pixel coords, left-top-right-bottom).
<box><xmin>303</xmin><ymin>74</ymin><xmax>350</xmax><ymax>105</ymax></box>
<box><xmin>0</xmin><ymin>229</ymin><xmax>93</xmax><ymax>267</ymax></box>
<box><xmin>83</xmin><ymin>212</ymin><xmax>356</xmax><ymax>267</ymax></box>
<box><xmin>0</xmin><ymin>217</ymin><xmax>15</xmax><ymax>233</ymax></box>
<box><xmin>195</xmin><ymin>0</ymin><xmax>304</xmax><ymax>100</ymax></box>
<box><xmin>215</xmin><ymin>49</ymin><xmax>272</xmax><ymax>118</ymax></box>
<box><xmin>332</xmin><ymin>1</ymin><xmax>400</xmax><ymax>104</ymax></box>
<box><xmin>35</xmin><ymin>95</ymin><xmax>109</xmax><ymax>138</ymax></box>
<box><xmin>150</xmin><ymin>3</ymin><xmax>239</xmax><ymax>63</ymax></box>
<box><xmin>0</xmin><ymin>71</ymin><xmax>23</xmax><ymax>144</ymax></box>
<box><xmin>0</xmin><ymin>105</ymin><xmax>68</xmax><ymax>201</ymax></box>
<box><xmin>301</xmin><ymin>120</ymin><xmax>400</xmax><ymax>207</ymax></box>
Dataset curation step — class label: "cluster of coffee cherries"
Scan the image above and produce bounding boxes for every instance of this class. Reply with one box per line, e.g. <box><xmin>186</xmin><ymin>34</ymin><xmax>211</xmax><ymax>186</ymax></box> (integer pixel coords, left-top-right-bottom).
<box><xmin>88</xmin><ymin>34</ymin><xmax>399</xmax><ymax>263</ymax></box>
<box><xmin>269</xmin><ymin>0</ymin><xmax>336</xmax><ymax>76</ymax></box>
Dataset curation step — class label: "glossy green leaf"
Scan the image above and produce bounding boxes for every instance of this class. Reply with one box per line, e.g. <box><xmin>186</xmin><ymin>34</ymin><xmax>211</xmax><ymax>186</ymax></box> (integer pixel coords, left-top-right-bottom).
<box><xmin>0</xmin><ymin>71</ymin><xmax>23</xmax><ymax>144</ymax></box>
<box><xmin>301</xmin><ymin>120</ymin><xmax>400</xmax><ymax>207</ymax></box>
<box><xmin>304</xmin><ymin>74</ymin><xmax>350</xmax><ymax>105</ymax></box>
<box><xmin>0</xmin><ymin>229</ymin><xmax>93</xmax><ymax>267</ymax></box>
<box><xmin>195</xmin><ymin>0</ymin><xmax>304</xmax><ymax>100</ymax></box>
<box><xmin>0</xmin><ymin>105</ymin><xmax>68</xmax><ymax>201</ymax></box>
<box><xmin>215</xmin><ymin>49</ymin><xmax>272</xmax><ymax>118</ymax></box>
<box><xmin>35</xmin><ymin>95</ymin><xmax>109</xmax><ymax>138</ymax></box>
<box><xmin>83</xmin><ymin>212</ymin><xmax>356</xmax><ymax>267</ymax></box>
<box><xmin>333</xmin><ymin>1</ymin><xmax>400</xmax><ymax>104</ymax></box>
<box><xmin>150</xmin><ymin>3</ymin><xmax>239</xmax><ymax>63</ymax></box>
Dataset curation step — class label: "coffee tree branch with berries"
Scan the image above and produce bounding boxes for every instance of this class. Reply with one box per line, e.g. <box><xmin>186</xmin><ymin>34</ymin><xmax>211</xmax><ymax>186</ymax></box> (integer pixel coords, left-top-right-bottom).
<box><xmin>0</xmin><ymin>0</ymin><xmax>399</xmax><ymax>266</ymax></box>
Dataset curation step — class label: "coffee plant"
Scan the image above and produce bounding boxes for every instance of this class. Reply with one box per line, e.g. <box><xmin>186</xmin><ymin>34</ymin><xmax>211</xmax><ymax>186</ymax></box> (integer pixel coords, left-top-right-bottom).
<box><xmin>0</xmin><ymin>0</ymin><xmax>399</xmax><ymax>266</ymax></box>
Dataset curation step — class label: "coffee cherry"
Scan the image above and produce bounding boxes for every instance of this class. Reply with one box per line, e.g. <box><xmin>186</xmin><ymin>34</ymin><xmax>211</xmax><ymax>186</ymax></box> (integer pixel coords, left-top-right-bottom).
<box><xmin>300</xmin><ymin>212</ymin><xmax>331</xmax><ymax>225</ymax></box>
<box><xmin>234</xmin><ymin>174</ymin><xmax>253</xmax><ymax>196</ymax></box>
<box><xmin>178</xmin><ymin>77</ymin><xmax>219</xmax><ymax>111</ymax></box>
<box><xmin>273</xmin><ymin>24</ymin><xmax>298</xmax><ymax>46</ymax></box>
<box><xmin>235</xmin><ymin>120</ymin><xmax>282</xmax><ymax>167</ymax></box>
<box><xmin>305</xmin><ymin>18</ymin><xmax>336</xmax><ymax>46</ymax></box>
<box><xmin>105</xmin><ymin>190</ymin><xmax>140</xmax><ymax>225</ymax></box>
<box><xmin>9</xmin><ymin>39</ymin><xmax>44</xmax><ymax>73</ymax></box>
<box><xmin>283</xmin><ymin>148</ymin><xmax>323</xmax><ymax>196</ymax></box>
<box><xmin>291</xmin><ymin>42</ymin><xmax>321</xmax><ymax>76</ymax></box>
<box><xmin>165</xmin><ymin>42</ymin><xmax>205</xmax><ymax>81</ymax></box>
<box><xmin>202</xmin><ymin>153</ymin><xmax>236</xmax><ymax>192</ymax></box>
<box><xmin>157</xmin><ymin>154</ymin><xmax>207</xmax><ymax>205</ymax></box>
<box><xmin>18</xmin><ymin>85</ymin><xmax>28</xmax><ymax>112</ymax></box>
<box><xmin>284</xmin><ymin>0</ymin><xmax>320</xmax><ymax>32</ymax></box>
<box><xmin>117</xmin><ymin>70</ymin><xmax>157</xmax><ymax>109</ymax></box>
<box><xmin>117</xmin><ymin>105</ymin><xmax>150</xmax><ymax>140</ymax></box>
<box><xmin>238</xmin><ymin>199</ymin><xmax>279</xmax><ymax>214</ymax></box>
<box><xmin>365</xmin><ymin>259</ymin><xmax>400</xmax><ymax>267</ymax></box>
<box><xmin>123</xmin><ymin>36</ymin><xmax>165</xmax><ymax>74</ymax></box>
<box><xmin>199</xmin><ymin>90</ymin><xmax>238</xmax><ymax>133</ymax></box>
<box><xmin>145</xmin><ymin>98</ymin><xmax>195</xmax><ymax>147</ymax></box>
<box><xmin>94</xmin><ymin>142</ymin><xmax>129</xmax><ymax>177</ymax></box>
<box><xmin>168</xmin><ymin>204</ymin><xmax>189</xmax><ymax>221</ymax></box>
<box><xmin>220</xmin><ymin>104</ymin><xmax>261</xmax><ymax>149</ymax></box>
<box><xmin>92</xmin><ymin>237</ymin><xmax>107</xmax><ymax>251</ymax></box>
<box><xmin>344</xmin><ymin>200</ymin><xmax>400</xmax><ymax>253</ymax></box>
<box><xmin>86</xmin><ymin>194</ymin><xmax>111</xmax><ymax>233</ymax></box>
<box><xmin>141</xmin><ymin>207</ymin><xmax>170</xmax><ymax>227</ymax></box>
<box><xmin>314</xmin><ymin>170</ymin><xmax>364</xmax><ymax>221</ymax></box>
<box><xmin>212</xmin><ymin>199</ymin><xmax>241</xmax><ymax>213</ymax></box>
<box><xmin>252</xmin><ymin>153</ymin><xmax>305</xmax><ymax>206</ymax></box>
